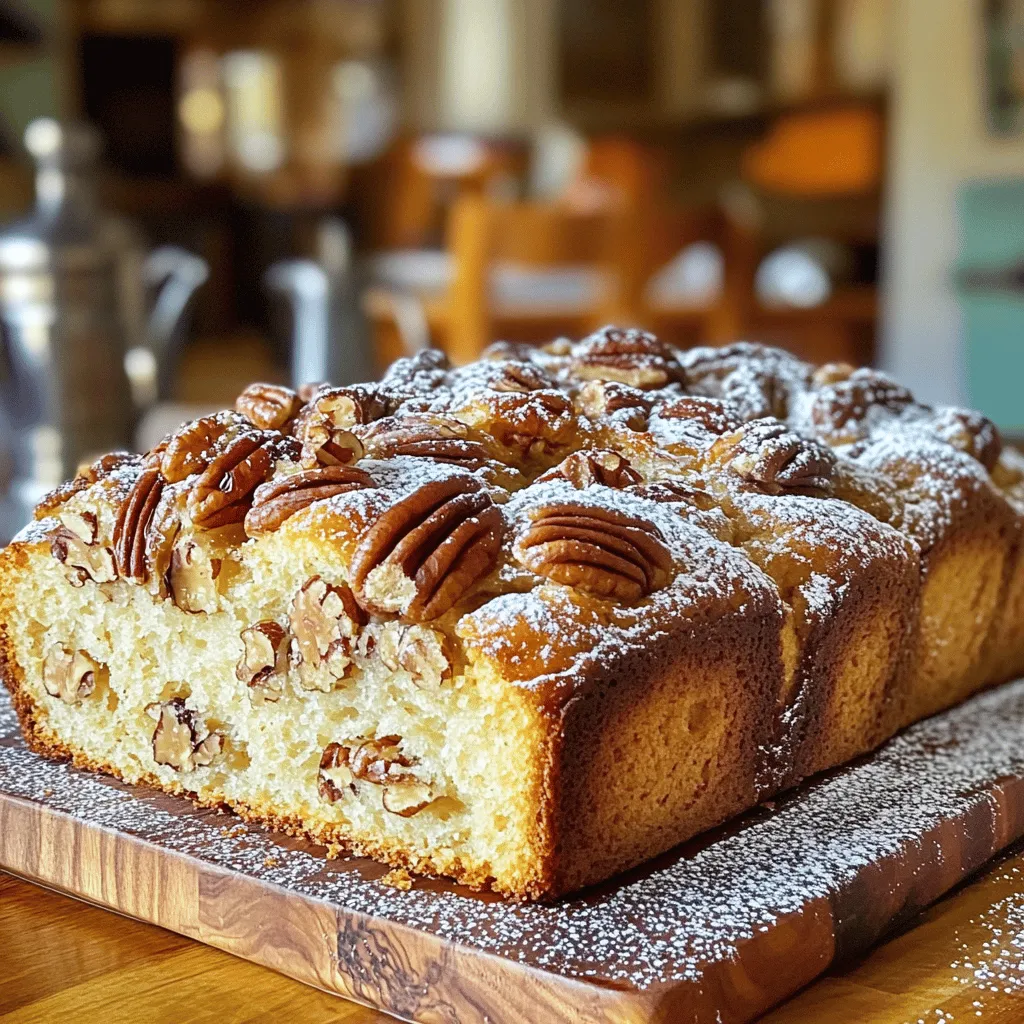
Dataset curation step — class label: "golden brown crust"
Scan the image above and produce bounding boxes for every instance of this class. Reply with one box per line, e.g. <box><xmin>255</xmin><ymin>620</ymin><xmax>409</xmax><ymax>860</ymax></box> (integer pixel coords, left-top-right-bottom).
<box><xmin>6</xmin><ymin>330</ymin><xmax>1024</xmax><ymax>900</ymax></box>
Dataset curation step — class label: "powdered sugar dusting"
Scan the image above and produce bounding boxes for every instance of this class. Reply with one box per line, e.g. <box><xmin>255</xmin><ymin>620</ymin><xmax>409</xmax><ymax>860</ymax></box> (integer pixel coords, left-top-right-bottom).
<box><xmin>5</xmin><ymin>681</ymin><xmax>1024</xmax><ymax>1000</ymax></box>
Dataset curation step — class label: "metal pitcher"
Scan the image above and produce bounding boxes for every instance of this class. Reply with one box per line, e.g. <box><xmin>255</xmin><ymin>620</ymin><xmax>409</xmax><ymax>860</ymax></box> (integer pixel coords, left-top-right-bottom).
<box><xmin>265</xmin><ymin>218</ymin><xmax>376</xmax><ymax>388</ymax></box>
<box><xmin>0</xmin><ymin>119</ymin><xmax>208</xmax><ymax>539</ymax></box>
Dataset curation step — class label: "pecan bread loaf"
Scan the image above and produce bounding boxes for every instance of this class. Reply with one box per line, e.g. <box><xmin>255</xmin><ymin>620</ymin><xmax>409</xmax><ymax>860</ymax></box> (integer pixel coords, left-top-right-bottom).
<box><xmin>2</xmin><ymin>328</ymin><xmax>1022</xmax><ymax>899</ymax></box>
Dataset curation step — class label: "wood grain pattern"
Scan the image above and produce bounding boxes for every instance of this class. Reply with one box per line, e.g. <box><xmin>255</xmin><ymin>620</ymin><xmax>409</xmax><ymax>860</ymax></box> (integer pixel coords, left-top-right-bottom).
<box><xmin>7</xmin><ymin>682</ymin><xmax>1024</xmax><ymax>1023</ymax></box>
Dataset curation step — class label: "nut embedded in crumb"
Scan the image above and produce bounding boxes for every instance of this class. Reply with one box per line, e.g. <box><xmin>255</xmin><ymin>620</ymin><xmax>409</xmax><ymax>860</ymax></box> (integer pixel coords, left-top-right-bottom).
<box><xmin>42</xmin><ymin>644</ymin><xmax>102</xmax><ymax>705</ymax></box>
<box><xmin>50</xmin><ymin>525</ymin><xmax>116</xmax><ymax>587</ymax></box>
<box><xmin>373</xmin><ymin>623</ymin><xmax>452</xmax><ymax>689</ymax></box>
<box><xmin>147</xmin><ymin>698</ymin><xmax>223</xmax><ymax>773</ymax></box>
<box><xmin>379</xmin><ymin>868</ymin><xmax>414</xmax><ymax>891</ymax></box>
<box><xmin>289</xmin><ymin>576</ymin><xmax>365</xmax><ymax>691</ymax></box>
<box><xmin>237</xmin><ymin>621</ymin><xmax>290</xmax><ymax>703</ymax></box>
<box><xmin>169</xmin><ymin>537</ymin><xmax>222</xmax><ymax>614</ymax></box>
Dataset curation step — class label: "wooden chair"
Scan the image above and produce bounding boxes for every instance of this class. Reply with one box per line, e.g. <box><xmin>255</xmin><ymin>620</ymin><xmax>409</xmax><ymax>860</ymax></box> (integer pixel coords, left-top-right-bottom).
<box><xmin>733</xmin><ymin>104</ymin><xmax>883</xmax><ymax>364</ymax></box>
<box><xmin>365</xmin><ymin>194</ymin><xmax>631</xmax><ymax>367</ymax></box>
<box><xmin>623</xmin><ymin>204</ymin><xmax>739</xmax><ymax>349</ymax></box>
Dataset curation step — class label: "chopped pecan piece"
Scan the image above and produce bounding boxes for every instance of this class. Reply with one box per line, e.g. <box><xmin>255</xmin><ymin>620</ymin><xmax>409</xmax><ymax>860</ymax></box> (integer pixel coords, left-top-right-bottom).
<box><xmin>244</xmin><ymin>465</ymin><xmax>375</xmax><ymax>535</ymax></box>
<box><xmin>806</xmin><ymin>368</ymin><xmax>915</xmax><ymax>445</ymax></box>
<box><xmin>375</xmin><ymin>623</ymin><xmax>452</xmax><ymax>689</ymax></box>
<box><xmin>147</xmin><ymin>698</ymin><xmax>222</xmax><ymax>772</ymax></box>
<box><xmin>708</xmin><ymin>419</ymin><xmax>836</xmax><ymax>495</ymax></box>
<box><xmin>112</xmin><ymin>466</ymin><xmax>164</xmax><ymax>581</ymax></box>
<box><xmin>318</xmin><ymin>742</ymin><xmax>355</xmax><ymax>801</ymax></box>
<box><xmin>289</xmin><ymin>576</ymin><xmax>365</xmax><ymax>690</ymax></box>
<box><xmin>188</xmin><ymin>431</ymin><xmax>301</xmax><ymax>529</ymax></box>
<box><xmin>514</xmin><ymin>502</ymin><xmax>673</xmax><ymax>603</ymax></box>
<box><xmin>569</xmin><ymin>326</ymin><xmax>682</xmax><ymax>390</ymax></box>
<box><xmin>235</xmin><ymin>382</ymin><xmax>302</xmax><ymax>431</ymax></box>
<box><xmin>237</xmin><ymin>621</ymin><xmax>290</xmax><ymax>703</ymax></box>
<box><xmin>169</xmin><ymin>536</ymin><xmax>222</xmax><ymax>613</ymax></box>
<box><xmin>293</xmin><ymin>388</ymin><xmax>370</xmax><ymax>467</ymax></box>
<box><xmin>357</xmin><ymin>415</ymin><xmax>500</xmax><ymax>470</ymax></box>
<box><xmin>927</xmin><ymin>407</ymin><xmax>1002</xmax><ymax>472</ymax></box>
<box><xmin>42</xmin><ymin>644</ymin><xmax>103</xmax><ymax>704</ymax></box>
<box><xmin>59</xmin><ymin>508</ymin><xmax>98</xmax><ymax>543</ymax></box>
<box><xmin>349</xmin><ymin>476</ymin><xmax>504</xmax><ymax>622</ymax></box>
<box><xmin>159</xmin><ymin>411</ymin><xmax>249</xmax><ymax>483</ymax></box>
<box><xmin>537</xmin><ymin>450</ymin><xmax>642</xmax><ymax>489</ymax></box>
<box><xmin>50</xmin><ymin>525</ymin><xmax>116</xmax><ymax>586</ymax></box>
<box><xmin>575</xmin><ymin>379</ymin><xmax>653</xmax><ymax>430</ymax></box>
<box><xmin>318</xmin><ymin>736</ymin><xmax>435</xmax><ymax>816</ymax></box>
<box><xmin>382</xmin><ymin>780</ymin><xmax>436</xmax><ymax>817</ymax></box>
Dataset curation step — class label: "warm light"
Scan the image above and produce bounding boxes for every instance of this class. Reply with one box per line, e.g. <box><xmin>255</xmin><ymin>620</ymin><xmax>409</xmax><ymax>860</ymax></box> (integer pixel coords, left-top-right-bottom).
<box><xmin>222</xmin><ymin>50</ymin><xmax>286</xmax><ymax>174</ymax></box>
<box><xmin>178</xmin><ymin>88</ymin><xmax>224</xmax><ymax>136</ymax></box>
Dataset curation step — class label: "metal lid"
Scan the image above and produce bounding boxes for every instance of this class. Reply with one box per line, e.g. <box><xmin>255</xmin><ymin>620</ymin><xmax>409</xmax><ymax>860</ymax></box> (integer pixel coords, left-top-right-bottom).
<box><xmin>0</xmin><ymin>119</ymin><xmax>108</xmax><ymax>275</ymax></box>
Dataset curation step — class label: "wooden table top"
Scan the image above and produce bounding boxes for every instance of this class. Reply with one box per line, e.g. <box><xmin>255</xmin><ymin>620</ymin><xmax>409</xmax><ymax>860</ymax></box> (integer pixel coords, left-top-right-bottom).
<box><xmin>4</xmin><ymin>845</ymin><xmax>1024</xmax><ymax>1024</ymax></box>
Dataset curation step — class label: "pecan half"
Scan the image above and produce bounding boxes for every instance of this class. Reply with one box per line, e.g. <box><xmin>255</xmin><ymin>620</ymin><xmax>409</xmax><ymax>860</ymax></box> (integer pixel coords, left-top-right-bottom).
<box><xmin>381</xmin><ymin>348</ymin><xmax>450</xmax><ymax>393</ymax></box>
<box><xmin>569</xmin><ymin>326</ymin><xmax>682</xmax><ymax>390</ymax></box>
<box><xmin>681</xmin><ymin>342</ymin><xmax>806</xmax><ymax>421</ymax></box>
<box><xmin>51</xmin><ymin>525</ymin><xmax>116</xmax><ymax>586</ymax></box>
<box><xmin>927</xmin><ymin>406</ymin><xmax>1002</xmax><ymax>472</ymax></box>
<box><xmin>147</xmin><ymin>698</ymin><xmax>222</xmax><ymax>772</ymax></box>
<box><xmin>357</xmin><ymin>415</ymin><xmax>499</xmax><ymax>470</ymax></box>
<box><xmin>237</xmin><ymin>621</ymin><xmax>290</xmax><ymax>703</ymax></box>
<box><xmin>188</xmin><ymin>431</ymin><xmax>300</xmax><ymax>529</ymax></box>
<box><xmin>289</xmin><ymin>576</ymin><xmax>365</xmax><ymax>690</ymax></box>
<box><xmin>708</xmin><ymin>419</ymin><xmax>836</xmax><ymax>495</ymax></box>
<box><xmin>244</xmin><ymin>465</ymin><xmax>374</xmax><ymax>535</ymax></box>
<box><xmin>112</xmin><ymin>466</ymin><xmax>164</xmax><ymax>581</ymax></box>
<box><xmin>480</xmin><ymin>340</ymin><xmax>539</xmax><ymax>362</ymax></box>
<box><xmin>629</xmin><ymin>478</ymin><xmax>719</xmax><ymax>512</ymax></box>
<box><xmin>537</xmin><ymin>450</ymin><xmax>642</xmax><ymax>489</ymax></box>
<box><xmin>373</xmin><ymin>622</ymin><xmax>452</xmax><ymax>689</ymax></box>
<box><xmin>42</xmin><ymin>644</ymin><xmax>103</xmax><ymax>704</ymax></box>
<box><xmin>235</xmin><ymin>382</ymin><xmax>302</xmax><ymax>431</ymax></box>
<box><xmin>349</xmin><ymin>477</ymin><xmax>504</xmax><ymax>622</ymax></box>
<box><xmin>806</xmin><ymin>368</ymin><xmax>915</xmax><ymax>445</ymax></box>
<box><xmin>575</xmin><ymin>379</ymin><xmax>653</xmax><ymax>431</ymax></box>
<box><xmin>159</xmin><ymin>411</ymin><xmax>249</xmax><ymax>483</ymax></box>
<box><xmin>485</xmin><ymin>360</ymin><xmax>554</xmax><ymax>393</ymax></box>
<box><xmin>657</xmin><ymin>396</ymin><xmax>744</xmax><ymax>436</ymax></box>
<box><xmin>514</xmin><ymin>502</ymin><xmax>673</xmax><ymax>603</ymax></box>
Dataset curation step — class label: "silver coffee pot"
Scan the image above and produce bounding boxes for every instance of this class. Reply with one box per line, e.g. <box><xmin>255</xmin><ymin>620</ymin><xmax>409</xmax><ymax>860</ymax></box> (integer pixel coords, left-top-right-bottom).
<box><xmin>0</xmin><ymin>119</ymin><xmax>208</xmax><ymax>539</ymax></box>
<box><xmin>265</xmin><ymin>218</ymin><xmax>376</xmax><ymax>388</ymax></box>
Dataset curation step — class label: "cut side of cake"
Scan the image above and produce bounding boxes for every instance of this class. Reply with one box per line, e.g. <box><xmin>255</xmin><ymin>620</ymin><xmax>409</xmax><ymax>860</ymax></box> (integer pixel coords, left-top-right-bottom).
<box><xmin>2</xmin><ymin>330</ymin><xmax>1022</xmax><ymax>899</ymax></box>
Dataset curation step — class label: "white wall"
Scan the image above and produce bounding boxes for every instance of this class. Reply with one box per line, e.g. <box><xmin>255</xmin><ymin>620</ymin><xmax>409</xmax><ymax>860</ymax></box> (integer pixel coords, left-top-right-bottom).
<box><xmin>883</xmin><ymin>0</ymin><xmax>1024</xmax><ymax>404</ymax></box>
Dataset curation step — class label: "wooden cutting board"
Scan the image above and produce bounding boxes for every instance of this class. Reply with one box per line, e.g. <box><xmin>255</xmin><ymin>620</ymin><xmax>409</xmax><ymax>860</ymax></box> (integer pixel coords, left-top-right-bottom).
<box><xmin>4</xmin><ymin>683</ymin><xmax>1024</xmax><ymax>1024</ymax></box>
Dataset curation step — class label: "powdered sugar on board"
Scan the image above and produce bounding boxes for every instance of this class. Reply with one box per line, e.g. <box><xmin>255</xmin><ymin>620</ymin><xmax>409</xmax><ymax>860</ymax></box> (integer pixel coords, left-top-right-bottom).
<box><xmin>5</xmin><ymin>681</ymin><xmax>1024</xmax><ymax>999</ymax></box>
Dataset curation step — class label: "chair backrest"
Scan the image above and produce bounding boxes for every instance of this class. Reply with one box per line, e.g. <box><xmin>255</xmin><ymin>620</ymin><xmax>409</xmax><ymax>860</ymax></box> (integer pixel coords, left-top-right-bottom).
<box><xmin>445</xmin><ymin>194</ymin><xmax>629</xmax><ymax>362</ymax></box>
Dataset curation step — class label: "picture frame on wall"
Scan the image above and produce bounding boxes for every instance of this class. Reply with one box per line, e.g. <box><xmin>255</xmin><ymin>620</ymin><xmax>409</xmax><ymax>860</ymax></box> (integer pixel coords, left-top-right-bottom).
<box><xmin>984</xmin><ymin>0</ymin><xmax>1024</xmax><ymax>135</ymax></box>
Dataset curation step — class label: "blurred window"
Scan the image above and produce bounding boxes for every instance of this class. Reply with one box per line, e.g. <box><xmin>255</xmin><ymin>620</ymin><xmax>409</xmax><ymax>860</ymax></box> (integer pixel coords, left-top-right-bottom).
<box><xmin>222</xmin><ymin>50</ymin><xmax>285</xmax><ymax>174</ymax></box>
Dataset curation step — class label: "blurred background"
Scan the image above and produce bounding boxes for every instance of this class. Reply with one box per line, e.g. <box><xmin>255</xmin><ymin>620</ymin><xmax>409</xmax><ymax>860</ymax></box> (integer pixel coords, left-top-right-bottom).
<box><xmin>0</xmin><ymin>0</ymin><xmax>1021</xmax><ymax>536</ymax></box>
